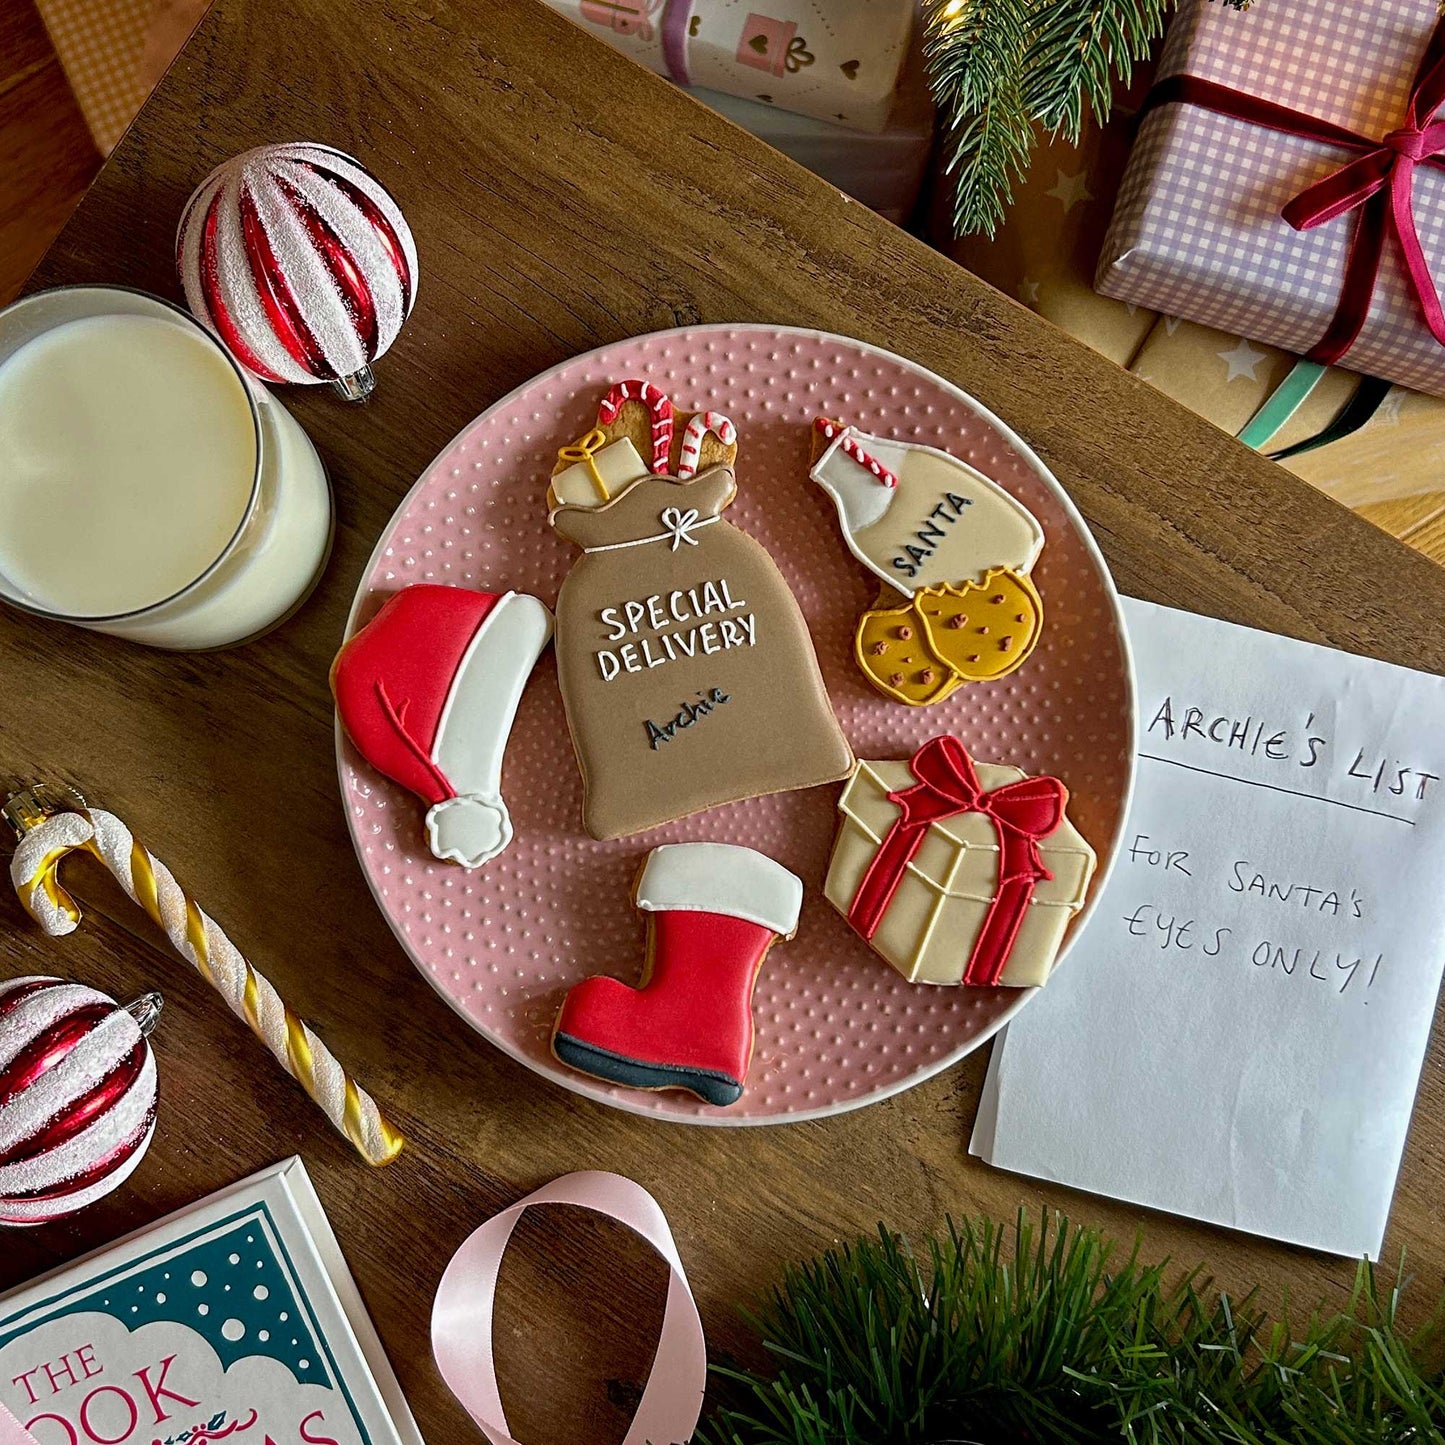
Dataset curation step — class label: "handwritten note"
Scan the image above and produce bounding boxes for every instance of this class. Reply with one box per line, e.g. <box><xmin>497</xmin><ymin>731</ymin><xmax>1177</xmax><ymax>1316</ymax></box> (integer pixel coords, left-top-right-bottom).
<box><xmin>971</xmin><ymin>598</ymin><xmax>1445</xmax><ymax>1258</ymax></box>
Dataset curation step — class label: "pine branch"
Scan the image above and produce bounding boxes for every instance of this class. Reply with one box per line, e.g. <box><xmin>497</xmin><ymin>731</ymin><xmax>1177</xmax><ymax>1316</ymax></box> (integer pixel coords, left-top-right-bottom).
<box><xmin>1022</xmin><ymin>0</ymin><xmax>1169</xmax><ymax>141</ymax></box>
<box><xmin>699</xmin><ymin>1212</ymin><xmax>1445</xmax><ymax>1445</ymax></box>
<box><xmin>927</xmin><ymin>0</ymin><xmax>1263</xmax><ymax>237</ymax></box>
<box><xmin>923</xmin><ymin>0</ymin><xmax>1036</xmax><ymax>238</ymax></box>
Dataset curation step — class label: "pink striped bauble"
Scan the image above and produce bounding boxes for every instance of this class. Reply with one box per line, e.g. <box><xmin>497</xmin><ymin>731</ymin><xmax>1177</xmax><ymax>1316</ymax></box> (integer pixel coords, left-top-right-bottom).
<box><xmin>177</xmin><ymin>141</ymin><xmax>418</xmax><ymax>401</ymax></box>
<box><xmin>0</xmin><ymin>976</ymin><xmax>160</xmax><ymax>1226</ymax></box>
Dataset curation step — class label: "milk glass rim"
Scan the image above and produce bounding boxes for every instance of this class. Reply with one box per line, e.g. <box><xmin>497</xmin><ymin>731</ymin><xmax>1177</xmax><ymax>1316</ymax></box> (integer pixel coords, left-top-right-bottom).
<box><xmin>0</xmin><ymin>284</ymin><xmax>265</xmax><ymax>625</ymax></box>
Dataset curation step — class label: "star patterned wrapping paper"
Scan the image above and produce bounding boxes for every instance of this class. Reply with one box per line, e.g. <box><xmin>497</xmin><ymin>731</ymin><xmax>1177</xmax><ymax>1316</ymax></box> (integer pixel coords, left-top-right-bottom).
<box><xmin>538</xmin><ymin>0</ymin><xmax>913</xmax><ymax>132</ymax></box>
<box><xmin>944</xmin><ymin>62</ymin><xmax>1445</xmax><ymax>510</ymax></box>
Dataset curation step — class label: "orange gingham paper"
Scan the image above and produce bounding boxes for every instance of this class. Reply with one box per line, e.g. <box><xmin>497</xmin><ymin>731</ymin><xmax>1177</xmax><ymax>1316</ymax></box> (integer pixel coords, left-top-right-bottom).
<box><xmin>36</xmin><ymin>0</ymin><xmax>154</xmax><ymax>154</ymax></box>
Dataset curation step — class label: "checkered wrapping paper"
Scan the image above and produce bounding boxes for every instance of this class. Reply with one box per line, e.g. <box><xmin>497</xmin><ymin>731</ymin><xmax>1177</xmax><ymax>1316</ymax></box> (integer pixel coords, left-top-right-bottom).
<box><xmin>35</xmin><ymin>0</ymin><xmax>156</xmax><ymax>154</ymax></box>
<box><xmin>1096</xmin><ymin>0</ymin><xmax>1445</xmax><ymax>398</ymax></box>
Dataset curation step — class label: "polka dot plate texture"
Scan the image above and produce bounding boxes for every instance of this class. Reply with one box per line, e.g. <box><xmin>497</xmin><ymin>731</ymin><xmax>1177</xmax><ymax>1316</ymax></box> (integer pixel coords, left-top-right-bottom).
<box><xmin>337</xmin><ymin>325</ymin><xmax>1137</xmax><ymax>1125</ymax></box>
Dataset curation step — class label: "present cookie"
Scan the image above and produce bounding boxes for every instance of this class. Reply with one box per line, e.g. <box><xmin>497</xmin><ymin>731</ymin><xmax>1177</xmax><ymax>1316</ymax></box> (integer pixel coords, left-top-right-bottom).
<box><xmin>824</xmin><ymin>736</ymin><xmax>1096</xmax><ymax>986</ymax></box>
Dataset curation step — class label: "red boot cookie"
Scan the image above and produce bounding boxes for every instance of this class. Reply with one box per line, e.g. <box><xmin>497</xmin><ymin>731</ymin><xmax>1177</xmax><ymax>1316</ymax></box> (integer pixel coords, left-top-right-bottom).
<box><xmin>552</xmin><ymin>842</ymin><xmax>803</xmax><ymax>1106</ymax></box>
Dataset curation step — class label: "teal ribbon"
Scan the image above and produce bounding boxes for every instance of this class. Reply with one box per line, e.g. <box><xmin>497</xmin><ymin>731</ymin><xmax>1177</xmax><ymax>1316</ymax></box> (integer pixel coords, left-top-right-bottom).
<box><xmin>1237</xmin><ymin>360</ymin><xmax>1328</xmax><ymax>451</ymax></box>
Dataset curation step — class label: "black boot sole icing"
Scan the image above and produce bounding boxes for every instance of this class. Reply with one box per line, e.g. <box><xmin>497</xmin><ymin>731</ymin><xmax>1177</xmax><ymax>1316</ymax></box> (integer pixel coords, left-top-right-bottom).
<box><xmin>551</xmin><ymin>1033</ymin><xmax>743</xmax><ymax>1107</ymax></box>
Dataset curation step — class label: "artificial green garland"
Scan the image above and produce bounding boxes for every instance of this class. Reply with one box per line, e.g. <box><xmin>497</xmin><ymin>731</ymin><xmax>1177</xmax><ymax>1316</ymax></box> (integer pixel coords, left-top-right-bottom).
<box><xmin>925</xmin><ymin>0</ymin><xmax>1251</xmax><ymax>239</ymax></box>
<box><xmin>701</xmin><ymin>1212</ymin><xmax>1445</xmax><ymax>1443</ymax></box>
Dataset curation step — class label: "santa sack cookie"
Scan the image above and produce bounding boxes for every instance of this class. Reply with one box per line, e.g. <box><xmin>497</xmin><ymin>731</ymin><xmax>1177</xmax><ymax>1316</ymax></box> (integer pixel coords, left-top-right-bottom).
<box><xmin>332</xmin><ymin>584</ymin><xmax>553</xmax><ymax>867</ymax></box>
<box><xmin>550</xmin><ymin>380</ymin><xmax>853</xmax><ymax>841</ymax></box>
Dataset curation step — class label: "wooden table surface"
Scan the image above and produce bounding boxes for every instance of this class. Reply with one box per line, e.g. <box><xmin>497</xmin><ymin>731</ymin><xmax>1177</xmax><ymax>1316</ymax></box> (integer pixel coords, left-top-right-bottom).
<box><xmin>4</xmin><ymin>0</ymin><xmax>1444</xmax><ymax>1436</ymax></box>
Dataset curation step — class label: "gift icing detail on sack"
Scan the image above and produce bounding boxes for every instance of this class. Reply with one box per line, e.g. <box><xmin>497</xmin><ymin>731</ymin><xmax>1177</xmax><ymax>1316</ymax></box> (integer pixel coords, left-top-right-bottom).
<box><xmin>550</xmin><ymin>380</ymin><xmax>852</xmax><ymax>841</ymax></box>
<box><xmin>824</xmin><ymin>737</ymin><xmax>1096</xmax><ymax>987</ymax></box>
<box><xmin>809</xmin><ymin>419</ymin><xmax>1046</xmax><ymax>704</ymax></box>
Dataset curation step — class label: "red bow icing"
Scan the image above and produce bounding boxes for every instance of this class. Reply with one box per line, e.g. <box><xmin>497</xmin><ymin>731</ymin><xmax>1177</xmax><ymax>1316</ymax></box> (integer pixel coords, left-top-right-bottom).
<box><xmin>1144</xmin><ymin>18</ymin><xmax>1445</xmax><ymax>365</ymax></box>
<box><xmin>847</xmin><ymin>736</ymin><xmax>1067</xmax><ymax>988</ymax></box>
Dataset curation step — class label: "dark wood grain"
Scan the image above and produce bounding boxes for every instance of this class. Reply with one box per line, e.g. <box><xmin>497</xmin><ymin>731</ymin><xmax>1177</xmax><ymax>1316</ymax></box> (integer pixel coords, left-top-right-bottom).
<box><xmin>0</xmin><ymin>0</ymin><xmax>99</xmax><ymax>302</ymax></box>
<box><xmin>4</xmin><ymin>0</ymin><xmax>1444</xmax><ymax>1437</ymax></box>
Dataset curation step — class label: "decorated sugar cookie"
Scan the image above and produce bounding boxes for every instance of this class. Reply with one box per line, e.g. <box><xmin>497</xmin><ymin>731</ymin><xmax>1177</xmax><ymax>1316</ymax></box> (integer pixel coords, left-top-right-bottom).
<box><xmin>549</xmin><ymin>381</ymin><xmax>853</xmax><ymax>841</ymax></box>
<box><xmin>810</xmin><ymin>418</ymin><xmax>1047</xmax><ymax>704</ymax></box>
<box><xmin>854</xmin><ymin>597</ymin><xmax>960</xmax><ymax>706</ymax></box>
<box><xmin>332</xmin><ymin>584</ymin><xmax>554</xmax><ymax>867</ymax></box>
<box><xmin>913</xmin><ymin>567</ymin><xmax>1044</xmax><ymax>682</ymax></box>
<box><xmin>552</xmin><ymin>842</ymin><xmax>803</xmax><ymax>1105</ymax></box>
<box><xmin>824</xmin><ymin>736</ymin><xmax>1096</xmax><ymax>987</ymax></box>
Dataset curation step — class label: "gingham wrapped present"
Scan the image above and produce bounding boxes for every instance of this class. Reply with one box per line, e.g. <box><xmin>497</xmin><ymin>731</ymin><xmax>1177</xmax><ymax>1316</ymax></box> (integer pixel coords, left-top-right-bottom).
<box><xmin>1097</xmin><ymin>0</ymin><xmax>1445</xmax><ymax>398</ymax></box>
<box><xmin>539</xmin><ymin>0</ymin><xmax>912</xmax><ymax>133</ymax></box>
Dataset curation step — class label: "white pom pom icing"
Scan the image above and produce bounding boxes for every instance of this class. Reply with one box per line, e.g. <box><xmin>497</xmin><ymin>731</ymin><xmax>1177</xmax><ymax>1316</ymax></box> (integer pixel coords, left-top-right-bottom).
<box><xmin>176</xmin><ymin>141</ymin><xmax>418</xmax><ymax>391</ymax></box>
<box><xmin>426</xmin><ymin>794</ymin><xmax>513</xmax><ymax>869</ymax></box>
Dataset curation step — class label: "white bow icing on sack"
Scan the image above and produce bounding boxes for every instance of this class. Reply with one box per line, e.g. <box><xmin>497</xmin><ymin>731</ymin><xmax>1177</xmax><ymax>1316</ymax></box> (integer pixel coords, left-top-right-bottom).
<box><xmin>661</xmin><ymin>506</ymin><xmax>704</xmax><ymax>550</ymax></box>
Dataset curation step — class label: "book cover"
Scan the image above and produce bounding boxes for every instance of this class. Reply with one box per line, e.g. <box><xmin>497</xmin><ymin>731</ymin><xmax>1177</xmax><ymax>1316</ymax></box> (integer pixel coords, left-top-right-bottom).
<box><xmin>0</xmin><ymin>1159</ymin><xmax>421</xmax><ymax>1445</ymax></box>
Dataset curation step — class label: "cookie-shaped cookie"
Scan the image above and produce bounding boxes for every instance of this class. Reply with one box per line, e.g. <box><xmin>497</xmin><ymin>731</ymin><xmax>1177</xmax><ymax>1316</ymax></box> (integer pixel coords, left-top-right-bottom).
<box><xmin>914</xmin><ymin>567</ymin><xmax>1043</xmax><ymax>684</ymax></box>
<box><xmin>854</xmin><ymin>597</ymin><xmax>960</xmax><ymax>706</ymax></box>
<box><xmin>549</xmin><ymin>380</ymin><xmax>739</xmax><ymax>511</ymax></box>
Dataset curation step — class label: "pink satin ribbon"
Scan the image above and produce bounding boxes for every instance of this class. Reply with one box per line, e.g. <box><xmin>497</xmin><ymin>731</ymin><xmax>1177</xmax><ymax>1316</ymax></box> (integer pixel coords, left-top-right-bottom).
<box><xmin>0</xmin><ymin>1403</ymin><xmax>40</xmax><ymax>1445</ymax></box>
<box><xmin>431</xmin><ymin>1171</ymin><xmax>706</xmax><ymax>1444</ymax></box>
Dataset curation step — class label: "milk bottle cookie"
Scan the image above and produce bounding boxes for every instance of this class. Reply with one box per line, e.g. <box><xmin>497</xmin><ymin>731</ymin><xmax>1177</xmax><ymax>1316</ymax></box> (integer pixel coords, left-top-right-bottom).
<box><xmin>810</xmin><ymin>418</ymin><xmax>1047</xmax><ymax>705</ymax></box>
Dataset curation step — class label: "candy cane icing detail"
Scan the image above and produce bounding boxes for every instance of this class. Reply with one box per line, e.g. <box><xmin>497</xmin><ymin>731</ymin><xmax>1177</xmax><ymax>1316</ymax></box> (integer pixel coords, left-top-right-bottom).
<box><xmin>676</xmin><ymin>411</ymin><xmax>737</xmax><ymax>479</ymax></box>
<box><xmin>813</xmin><ymin>416</ymin><xmax>898</xmax><ymax>489</ymax></box>
<box><xmin>598</xmin><ymin>379</ymin><xmax>675</xmax><ymax>475</ymax></box>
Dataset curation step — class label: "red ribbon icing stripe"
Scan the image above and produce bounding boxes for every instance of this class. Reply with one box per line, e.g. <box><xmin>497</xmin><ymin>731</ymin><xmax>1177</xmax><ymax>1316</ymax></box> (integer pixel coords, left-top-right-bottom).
<box><xmin>847</xmin><ymin>737</ymin><xmax>1066</xmax><ymax>988</ymax></box>
<box><xmin>1141</xmin><ymin>17</ymin><xmax>1445</xmax><ymax>366</ymax></box>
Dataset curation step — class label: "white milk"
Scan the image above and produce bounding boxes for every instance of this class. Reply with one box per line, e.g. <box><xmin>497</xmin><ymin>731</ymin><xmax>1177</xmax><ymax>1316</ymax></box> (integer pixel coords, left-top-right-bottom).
<box><xmin>0</xmin><ymin>291</ymin><xmax>332</xmax><ymax>649</ymax></box>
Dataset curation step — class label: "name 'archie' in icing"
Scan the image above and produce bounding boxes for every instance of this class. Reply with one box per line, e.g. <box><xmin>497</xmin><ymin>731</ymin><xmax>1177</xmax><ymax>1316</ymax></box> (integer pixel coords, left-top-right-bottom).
<box><xmin>549</xmin><ymin>379</ymin><xmax>852</xmax><ymax>841</ymax></box>
<box><xmin>809</xmin><ymin>418</ymin><xmax>1048</xmax><ymax>706</ymax></box>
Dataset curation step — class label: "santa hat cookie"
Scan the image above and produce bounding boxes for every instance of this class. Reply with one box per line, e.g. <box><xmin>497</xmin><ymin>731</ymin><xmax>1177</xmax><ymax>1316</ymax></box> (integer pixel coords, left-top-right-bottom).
<box><xmin>332</xmin><ymin>585</ymin><xmax>553</xmax><ymax>868</ymax></box>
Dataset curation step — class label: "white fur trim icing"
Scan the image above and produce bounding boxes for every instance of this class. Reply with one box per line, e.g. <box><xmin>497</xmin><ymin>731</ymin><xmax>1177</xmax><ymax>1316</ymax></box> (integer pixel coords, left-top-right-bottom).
<box><xmin>432</xmin><ymin>591</ymin><xmax>554</xmax><ymax>801</ymax></box>
<box><xmin>636</xmin><ymin>843</ymin><xmax>803</xmax><ymax>938</ymax></box>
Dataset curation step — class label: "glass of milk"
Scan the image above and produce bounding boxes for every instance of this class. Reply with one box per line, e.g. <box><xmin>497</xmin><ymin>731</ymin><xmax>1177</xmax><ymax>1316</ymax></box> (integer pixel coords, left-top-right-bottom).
<box><xmin>0</xmin><ymin>286</ymin><xmax>333</xmax><ymax>649</ymax></box>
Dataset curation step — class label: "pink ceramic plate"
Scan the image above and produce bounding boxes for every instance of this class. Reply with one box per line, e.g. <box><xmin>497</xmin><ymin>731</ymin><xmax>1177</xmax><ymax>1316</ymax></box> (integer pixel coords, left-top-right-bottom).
<box><xmin>338</xmin><ymin>325</ymin><xmax>1136</xmax><ymax>1124</ymax></box>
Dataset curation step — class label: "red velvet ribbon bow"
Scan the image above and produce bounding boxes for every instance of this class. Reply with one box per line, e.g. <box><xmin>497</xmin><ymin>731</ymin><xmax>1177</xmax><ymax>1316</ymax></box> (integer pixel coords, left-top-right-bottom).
<box><xmin>847</xmin><ymin>737</ymin><xmax>1066</xmax><ymax>987</ymax></box>
<box><xmin>1143</xmin><ymin>18</ymin><xmax>1445</xmax><ymax>366</ymax></box>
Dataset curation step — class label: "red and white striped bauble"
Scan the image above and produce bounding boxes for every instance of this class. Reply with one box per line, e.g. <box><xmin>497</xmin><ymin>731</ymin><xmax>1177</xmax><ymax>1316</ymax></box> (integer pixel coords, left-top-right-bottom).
<box><xmin>177</xmin><ymin>142</ymin><xmax>418</xmax><ymax>401</ymax></box>
<box><xmin>0</xmin><ymin>976</ymin><xmax>160</xmax><ymax>1226</ymax></box>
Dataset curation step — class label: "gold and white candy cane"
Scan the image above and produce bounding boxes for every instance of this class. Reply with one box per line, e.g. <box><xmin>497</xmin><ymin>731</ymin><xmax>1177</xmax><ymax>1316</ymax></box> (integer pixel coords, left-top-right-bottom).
<box><xmin>4</xmin><ymin>787</ymin><xmax>403</xmax><ymax>1167</ymax></box>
